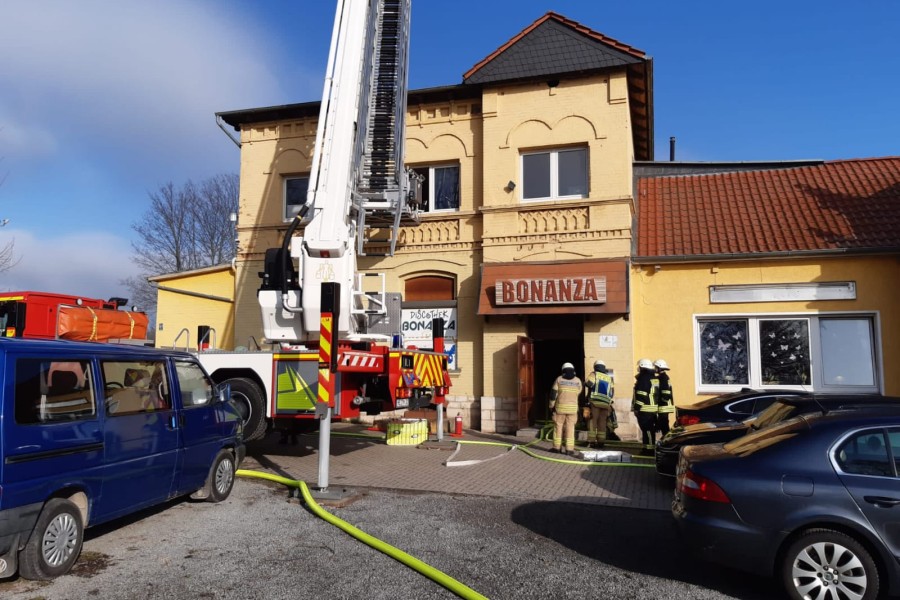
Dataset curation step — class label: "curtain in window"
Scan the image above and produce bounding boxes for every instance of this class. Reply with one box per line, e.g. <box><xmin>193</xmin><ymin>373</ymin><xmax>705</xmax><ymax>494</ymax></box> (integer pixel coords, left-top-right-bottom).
<box><xmin>433</xmin><ymin>167</ymin><xmax>459</xmax><ymax>210</ymax></box>
<box><xmin>759</xmin><ymin>320</ymin><xmax>810</xmax><ymax>385</ymax></box>
<box><xmin>699</xmin><ymin>320</ymin><xmax>749</xmax><ymax>385</ymax></box>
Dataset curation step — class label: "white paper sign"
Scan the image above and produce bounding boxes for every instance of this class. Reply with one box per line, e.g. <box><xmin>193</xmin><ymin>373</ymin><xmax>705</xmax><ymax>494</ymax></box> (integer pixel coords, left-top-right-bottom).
<box><xmin>599</xmin><ymin>335</ymin><xmax>618</xmax><ymax>348</ymax></box>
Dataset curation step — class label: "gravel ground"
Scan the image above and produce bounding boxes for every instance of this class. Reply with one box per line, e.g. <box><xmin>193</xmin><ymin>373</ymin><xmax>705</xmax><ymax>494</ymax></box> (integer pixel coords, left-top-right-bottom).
<box><xmin>0</xmin><ymin>475</ymin><xmax>781</xmax><ymax>600</ymax></box>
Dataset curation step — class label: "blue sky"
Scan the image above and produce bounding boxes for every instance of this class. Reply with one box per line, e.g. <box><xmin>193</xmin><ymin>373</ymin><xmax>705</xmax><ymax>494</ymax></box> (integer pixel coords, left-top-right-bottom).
<box><xmin>1</xmin><ymin>0</ymin><xmax>898</xmax><ymax>303</ymax></box>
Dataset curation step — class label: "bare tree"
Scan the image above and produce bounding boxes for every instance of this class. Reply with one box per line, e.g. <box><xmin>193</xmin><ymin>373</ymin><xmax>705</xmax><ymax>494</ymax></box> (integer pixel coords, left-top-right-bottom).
<box><xmin>0</xmin><ymin>153</ymin><xmax>17</xmax><ymax>273</ymax></box>
<box><xmin>123</xmin><ymin>174</ymin><xmax>239</xmax><ymax>312</ymax></box>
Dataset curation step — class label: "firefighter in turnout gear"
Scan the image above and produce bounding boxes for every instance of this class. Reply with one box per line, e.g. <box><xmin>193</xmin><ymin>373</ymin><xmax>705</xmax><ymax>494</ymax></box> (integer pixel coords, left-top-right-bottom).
<box><xmin>654</xmin><ymin>359</ymin><xmax>674</xmax><ymax>438</ymax></box>
<box><xmin>550</xmin><ymin>362</ymin><xmax>583</xmax><ymax>455</ymax></box>
<box><xmin>584</xmin><ymin>359</ymin><xmax>614</xmax><ymax>448</ymax></box>
<box><xmin>632</xmin><ymin>358</ymin><xmax>659</xmax><ymax>452</ymax></box>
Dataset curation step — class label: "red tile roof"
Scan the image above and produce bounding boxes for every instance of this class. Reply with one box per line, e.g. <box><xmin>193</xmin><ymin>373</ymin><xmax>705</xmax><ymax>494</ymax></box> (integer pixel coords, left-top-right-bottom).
<box><xmin>636</xmin><ymin>158</ymin><xmax>900</xmax><ymax>260</ymax></box>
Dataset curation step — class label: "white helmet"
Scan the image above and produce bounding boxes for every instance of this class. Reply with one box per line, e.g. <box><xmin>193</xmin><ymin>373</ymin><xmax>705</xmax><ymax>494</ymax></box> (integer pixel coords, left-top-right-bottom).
<box><xmin>637</xmin><ymin>358</ymin><xmax>654</xmax><ymax>370</ymax></box>
<box><xmin>654</xmin><ymin>359</ymin><xmax>669</xmax><ymax>371</ymax></box>
<box><xmin>561</xmin><ymin>362</ymin><xmax>575</xmax><ymax>371</ymax></box>
<box><xmin>593</xmin><ymin>359</ymin><xmax>606</xmax><ymax>369</ymax></box>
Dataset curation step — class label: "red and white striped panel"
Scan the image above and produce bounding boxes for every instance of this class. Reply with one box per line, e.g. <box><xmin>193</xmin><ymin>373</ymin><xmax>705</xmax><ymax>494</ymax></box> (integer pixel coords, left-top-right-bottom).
<box><xmin>338</xmin><ymin>351</ymin><xmax>384</xmax><ymax>373</ymax></box>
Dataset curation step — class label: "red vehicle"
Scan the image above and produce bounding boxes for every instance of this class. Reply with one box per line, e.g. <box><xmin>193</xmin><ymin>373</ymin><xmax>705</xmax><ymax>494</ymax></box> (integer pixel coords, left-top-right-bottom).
<box><xmin>199</xmin><ymin>0</ymin><xmax>452</xmax><ymax>442</ymax></box>
<box><xmin>0</xmin><ymin>291</ymin><xmax>149</xmax><ymax>342</ymax></box>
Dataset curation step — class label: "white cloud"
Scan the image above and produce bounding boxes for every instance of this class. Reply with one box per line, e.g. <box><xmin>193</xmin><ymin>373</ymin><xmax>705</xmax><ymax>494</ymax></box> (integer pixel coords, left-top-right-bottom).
<box><xmin>0</xmin><ymin>0</ymin><xmax>287</xmax><ymax>174</ymax></box>
<box><xmin>0</xmin><ymin>229</ymin><xmax>140</xmax><ymax>302</ymax></box>
<box><xmin>0</xmin><ymin>114</ymin><xmax>58</xmax><ymax>159</ymax></box>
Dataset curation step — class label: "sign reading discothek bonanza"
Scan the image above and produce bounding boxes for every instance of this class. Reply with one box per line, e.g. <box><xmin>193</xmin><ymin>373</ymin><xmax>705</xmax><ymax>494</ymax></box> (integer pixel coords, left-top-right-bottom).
<box><xmin>400</xmin><ymin>307</ymin><xmax>457</xmax><ymax>343</ymax></box>
<box><xmin>495</xmin><ymin>277</ymin><xmax>607</xmax><ymax>306</ymax></box>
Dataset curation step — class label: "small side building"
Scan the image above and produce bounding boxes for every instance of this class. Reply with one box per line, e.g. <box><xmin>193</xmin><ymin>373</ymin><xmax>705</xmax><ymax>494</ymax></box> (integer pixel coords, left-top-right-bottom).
<box><xmin>149</xmin><ymin>264</ymin><xmax>235</xmax><ymax>351</ymax></box>
<box><xmin>632</xmin><ymin>157</ymin><xmax>900</xmax><ymax>403</ymax></box>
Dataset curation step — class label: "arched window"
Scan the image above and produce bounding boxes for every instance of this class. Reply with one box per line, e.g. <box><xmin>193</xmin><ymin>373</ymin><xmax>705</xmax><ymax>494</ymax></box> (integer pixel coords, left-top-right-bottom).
<box><xmin>405</xmin><ymin>276</ymin><xmax>455</xmax><ymax>301</ymax></box>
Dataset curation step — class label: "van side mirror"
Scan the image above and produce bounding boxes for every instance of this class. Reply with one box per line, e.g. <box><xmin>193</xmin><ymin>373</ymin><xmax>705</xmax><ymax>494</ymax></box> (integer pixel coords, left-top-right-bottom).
<box><xmin>217</xmin><ymin>382</ymin><xmax>231</xmax><ymax>404</ymax></box>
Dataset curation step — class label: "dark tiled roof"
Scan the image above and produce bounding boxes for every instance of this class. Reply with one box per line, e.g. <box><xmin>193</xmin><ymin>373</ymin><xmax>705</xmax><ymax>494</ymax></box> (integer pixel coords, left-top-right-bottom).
<box><xmin>636</xmin><ymin>157</ymin><xmax>900</xmax><ymax>260</ymax></box>
<box><xmin>463</xmin><ymin>12</ymin><xmax>645</xmax><ymax>85</ymax></box>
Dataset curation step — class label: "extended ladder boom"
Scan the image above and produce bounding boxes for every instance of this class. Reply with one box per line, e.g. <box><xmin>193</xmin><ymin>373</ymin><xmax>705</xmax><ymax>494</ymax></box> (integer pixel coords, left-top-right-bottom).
<box><xmin>258</xmin><ymin>0</ymin><xmax>417</xmax><ymax>343</ymax></box>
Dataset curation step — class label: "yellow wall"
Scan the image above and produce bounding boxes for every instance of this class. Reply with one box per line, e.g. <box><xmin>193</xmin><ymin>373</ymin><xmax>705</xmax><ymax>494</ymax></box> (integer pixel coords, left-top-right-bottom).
<box><xmin>631</xmin><ymin>257</ymin><xmax>900</xmax><ymax>404</ymax></box>
<box><xmin>231</xmin><ymin>67</ymin><xmax>639</xmax><ymax>419</ymax></box>
<box><xmin>154</xmin><ymin>267</ymin><xmax>235</xmax><ymax>350</ymax></box>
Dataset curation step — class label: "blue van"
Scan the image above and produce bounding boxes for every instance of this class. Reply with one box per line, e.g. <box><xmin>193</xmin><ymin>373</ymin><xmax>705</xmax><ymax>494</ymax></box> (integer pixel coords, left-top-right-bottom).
<box><xmin>0</xmin><ymin>338</ymin><xmax>245</xmax><ymax>580</ymax></box>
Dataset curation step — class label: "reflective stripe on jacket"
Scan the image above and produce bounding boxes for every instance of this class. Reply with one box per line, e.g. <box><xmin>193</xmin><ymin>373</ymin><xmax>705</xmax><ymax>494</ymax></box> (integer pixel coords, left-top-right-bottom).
<box><xmin>586</xmin><ymin>371</ymin><xmax>614</xmax><ymax>406</ymax></box>
<box><xmin>551</xmin><ymin>375</ymin><xmax>583</xmax><ymax>414</ymax></box>
<box><xmin>633</xmin><ymin>372</ymin><xmax>658</xmax><ymax>412</ymax></box>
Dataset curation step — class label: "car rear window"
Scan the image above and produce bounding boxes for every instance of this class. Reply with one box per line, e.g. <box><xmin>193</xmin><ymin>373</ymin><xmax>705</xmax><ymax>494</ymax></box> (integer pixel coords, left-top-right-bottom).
<box><xmin>835</xmin><ymin>430</ymin><xmax>894</xmax><ymax>477</ymax></box>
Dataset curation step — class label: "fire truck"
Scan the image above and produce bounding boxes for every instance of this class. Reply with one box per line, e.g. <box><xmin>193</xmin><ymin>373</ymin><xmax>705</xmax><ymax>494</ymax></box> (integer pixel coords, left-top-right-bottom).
<box><xmin>0</xmin><ymin>291</ymin><xmax>149</xmax><ymax>342</ymax></box>
<box><xmin>196</xmin><ymin>0</ymin><xmax>450</xmax><ymax>441</ymax></box>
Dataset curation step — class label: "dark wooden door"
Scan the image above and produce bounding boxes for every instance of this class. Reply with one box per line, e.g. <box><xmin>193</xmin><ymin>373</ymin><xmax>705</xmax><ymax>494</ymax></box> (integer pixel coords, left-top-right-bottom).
<box><xmin>517</xmin><ymin>336</ymin><xmax>535</xmax><ymax>428</ymax></box>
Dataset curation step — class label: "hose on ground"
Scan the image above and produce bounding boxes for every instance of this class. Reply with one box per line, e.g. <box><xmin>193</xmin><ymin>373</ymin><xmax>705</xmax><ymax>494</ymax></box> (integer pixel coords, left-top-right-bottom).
<box><xmin>311</xmin><ymin>428</ymin><xmax>654</xmax><ymax>467</ymax></box>
<box><xmin>236</xmin><ymin>469</ymin><xmax>489</xmax><ymax>600</ymax></box>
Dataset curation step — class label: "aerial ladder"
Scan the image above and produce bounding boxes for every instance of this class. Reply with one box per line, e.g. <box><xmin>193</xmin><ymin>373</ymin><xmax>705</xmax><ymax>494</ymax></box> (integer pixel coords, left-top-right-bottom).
<box><xmin>258</xmin><ymin>0</ymin><xmax>421</xmax><ymax>343</ymax></box>
<box><xmin>196</xmin><ymin>0</ymin><xmax>451</xmax><ymax>491</ymax></box>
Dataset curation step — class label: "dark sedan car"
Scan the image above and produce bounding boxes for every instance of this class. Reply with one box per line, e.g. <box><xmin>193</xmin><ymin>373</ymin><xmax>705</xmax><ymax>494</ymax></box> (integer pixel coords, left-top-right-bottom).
<box><xmin>672</xmin><ymin>406</ymin><xmax>900</xmax><ymax>600</ymax></box>
<box><xmin>674</xmin><ymin>388</ymin><xmax>810</xmax><ymax>427</ymax></box>
<box><xmin>656</xmin><ymin>394</ymin><xmax>900</xmax><ymax>476</ymax></box>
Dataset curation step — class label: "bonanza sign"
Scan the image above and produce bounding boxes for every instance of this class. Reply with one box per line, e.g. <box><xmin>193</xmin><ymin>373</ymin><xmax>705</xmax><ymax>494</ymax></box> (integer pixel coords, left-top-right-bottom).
<box><xmin>494</xmin><ymin>277</ymin><xmax>606</xmax><ymax>306</ymax></box>
<box><xmin>400</xmin><ymin>307</ymin><xmax>458</xmax><ymax>344</ymax></box>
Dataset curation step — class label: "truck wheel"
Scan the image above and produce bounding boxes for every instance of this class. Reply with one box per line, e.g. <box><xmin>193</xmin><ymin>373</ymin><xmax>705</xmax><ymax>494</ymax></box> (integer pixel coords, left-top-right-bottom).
<box><xmin>227</xmin><ymin>377</ymin><xmax>267</xmax><ymax>441</ymax></box>
<box><xmin>18</xmin><ymin>498</ymin><xmax>84</xmax><ymax>581</ymax></box>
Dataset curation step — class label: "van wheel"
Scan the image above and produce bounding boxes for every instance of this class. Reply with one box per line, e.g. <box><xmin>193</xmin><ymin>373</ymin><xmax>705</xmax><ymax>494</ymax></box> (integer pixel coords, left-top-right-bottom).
<box><xmin>781</xmin><ymin>528</ymin><xmax>879</xmax><ymax>600</ymax></box>
<box><xmin>226</xmin><ymin>378</ymin><xmax>267</xmax><ymax>442</ymax></box>
<box><xmin>207</xmin><ymin>449</ymin><xmax>236</xmax><ymax>503</ymax></box>
<box><xmin>18</xmin><ymin>498</ymin><xmax>84</xmax><ymax>581</ymax></box>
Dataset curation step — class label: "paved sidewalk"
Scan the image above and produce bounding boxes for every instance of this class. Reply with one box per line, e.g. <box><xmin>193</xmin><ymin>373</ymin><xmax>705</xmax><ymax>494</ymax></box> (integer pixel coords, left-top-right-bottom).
<box><xmin>241</xmin><ymin>424</ymin><xmax>673</xmax><ymax>511</ymax></box>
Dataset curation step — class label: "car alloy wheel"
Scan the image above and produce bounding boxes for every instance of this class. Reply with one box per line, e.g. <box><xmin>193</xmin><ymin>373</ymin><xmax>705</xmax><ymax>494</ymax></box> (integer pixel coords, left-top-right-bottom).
<box><xmin>782</xmin><ymin>528</ymin><xmax>878</xmax><ymax>600</ymax></box>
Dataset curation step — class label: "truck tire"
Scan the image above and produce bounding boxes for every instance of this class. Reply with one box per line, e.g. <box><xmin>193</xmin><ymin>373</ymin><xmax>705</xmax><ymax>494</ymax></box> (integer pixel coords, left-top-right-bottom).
<box><xmin>227</xmin><ymin>377</ymin><xmax>268</xmax><ymax>441</ymax></box>
<box><xmin>18</xmin><ymin>498</ymin><xmax>84</xmax><ymax>581</ymax></box>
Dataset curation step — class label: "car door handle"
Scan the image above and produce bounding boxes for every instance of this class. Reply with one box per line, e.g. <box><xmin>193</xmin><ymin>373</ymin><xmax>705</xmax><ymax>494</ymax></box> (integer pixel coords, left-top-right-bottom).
<box><xmin>864</xmin><ymin>496</ymin><xmax>900</xmax><ymax>508</ymax></box>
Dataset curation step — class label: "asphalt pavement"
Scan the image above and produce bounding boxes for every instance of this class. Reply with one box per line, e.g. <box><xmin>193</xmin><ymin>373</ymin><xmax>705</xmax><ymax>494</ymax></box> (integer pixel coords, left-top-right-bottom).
<box><xmin>0</xmin><ymin>425</ymin><xmax>781</xmax><ymax>600</ymax></box>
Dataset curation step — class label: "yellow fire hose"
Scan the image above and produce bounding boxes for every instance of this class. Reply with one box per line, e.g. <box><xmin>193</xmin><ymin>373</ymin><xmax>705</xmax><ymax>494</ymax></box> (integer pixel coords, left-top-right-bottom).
<box><xmin>236</xmin><ymin>469</ymin><xmax>489</xmax><ymax>600</ymax></box>
<box><xmin>240</xmin><ymin>425</ymin><xmax>655</xmax><ymax>596</ymax></box>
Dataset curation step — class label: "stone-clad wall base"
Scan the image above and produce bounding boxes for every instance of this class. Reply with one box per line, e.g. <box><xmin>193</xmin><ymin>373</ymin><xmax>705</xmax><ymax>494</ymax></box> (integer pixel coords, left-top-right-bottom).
<box><xmin>480</xmin><ymin>396</ymin><xmax>519</xmax><ymax>433</ymax></box>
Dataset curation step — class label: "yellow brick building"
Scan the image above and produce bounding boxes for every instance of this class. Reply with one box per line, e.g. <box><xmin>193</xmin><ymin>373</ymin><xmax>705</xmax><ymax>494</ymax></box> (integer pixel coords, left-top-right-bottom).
<box><xmin>215</xmin><ymin>12</ymin><xmax>652</xmax><ymax>434</ymax></box>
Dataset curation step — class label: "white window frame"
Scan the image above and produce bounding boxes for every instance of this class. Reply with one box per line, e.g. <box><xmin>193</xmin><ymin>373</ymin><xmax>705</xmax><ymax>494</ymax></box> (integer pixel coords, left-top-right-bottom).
<box><xmin>693</xmin><ymin>311</ymin><xmax>882</xmax><ymax>395</ymax></box>
<box><xmin>410</xmin><ymin>163</ymin><xmax>460</xmax><ymax>213</ymax></box>
<box><xmin>520</xmin><ymin>147</ymin><xmax>589</xmax><ymax>202</ymax></box>
<box><xmin>283</xmin><ymin>175</ymin><xmax>310</xmax><ymax>222</ymax></box>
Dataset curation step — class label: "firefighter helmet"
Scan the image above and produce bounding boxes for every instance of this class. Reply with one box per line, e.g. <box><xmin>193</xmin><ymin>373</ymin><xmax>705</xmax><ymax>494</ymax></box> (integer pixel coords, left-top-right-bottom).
<box><xmin>593</xmin><ymin>359</ymin><xmax>606</xmax><ymax>369</ymax></box>
<box><xmin>637</xmin><ymin>358</ymin><xmax>654</xmax><ymax>370</ymax></box>
<box><xmin>561</xmin><ymin>362</ymin><xmax>575</xmax><ymax>371</ymax></box>
<box><xmin>654</xmin><ymin>359</ymin><xmax>670</xmax><ymax>371</ymax></box>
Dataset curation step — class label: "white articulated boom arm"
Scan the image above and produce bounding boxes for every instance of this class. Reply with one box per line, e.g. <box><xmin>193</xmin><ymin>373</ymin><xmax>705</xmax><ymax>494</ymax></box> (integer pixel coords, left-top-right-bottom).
<box><xmin>258</xmin><ymin>0</ymin><xmax>417</xmax><ymax>343</ymax></box>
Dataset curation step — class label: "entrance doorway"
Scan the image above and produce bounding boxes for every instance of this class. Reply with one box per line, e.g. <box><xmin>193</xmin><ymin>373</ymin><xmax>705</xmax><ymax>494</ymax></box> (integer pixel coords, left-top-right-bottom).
<box><xmin>526</xmin><ymin>314</ymin><xmax>584</xmax><ymax>424</ymax></box>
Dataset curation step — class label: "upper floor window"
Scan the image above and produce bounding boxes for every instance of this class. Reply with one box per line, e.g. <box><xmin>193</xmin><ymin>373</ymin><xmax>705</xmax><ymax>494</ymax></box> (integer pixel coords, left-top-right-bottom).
<box><xmin>521</xmin><ymin>148</ymin><xmax>588</xmax><ymax>201</ymax></box>
<box><xmin>411</xmin><ymin>164</ymin><xmax>459</xmax><ymax>212</ymax></box>
<box><xmin>284</xmin><ymin>176</ymin><xmax>309</xmax><ymax>221</ymax></box>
